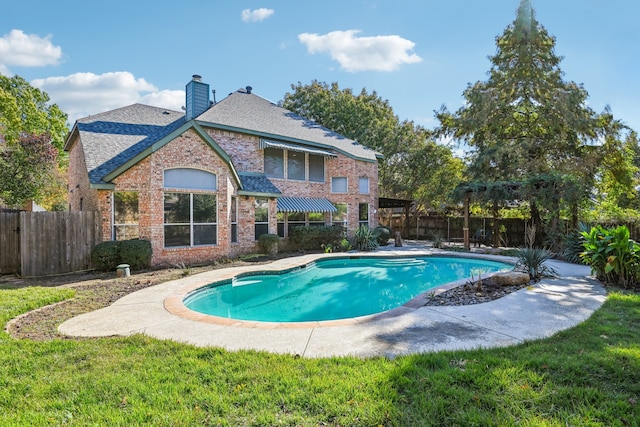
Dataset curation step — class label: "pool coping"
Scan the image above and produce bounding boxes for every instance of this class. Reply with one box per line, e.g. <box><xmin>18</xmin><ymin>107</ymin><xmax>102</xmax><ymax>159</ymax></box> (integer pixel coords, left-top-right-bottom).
<box><xmin>164</xmin><ymin>251</ymin><xmax>517</xmax><ymax>329</ymax></box>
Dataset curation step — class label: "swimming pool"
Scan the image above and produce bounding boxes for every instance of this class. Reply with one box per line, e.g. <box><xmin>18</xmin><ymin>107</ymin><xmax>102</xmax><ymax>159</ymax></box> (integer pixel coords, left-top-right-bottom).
<box><xmin>183</xmin><ymin>256</ymin><xmax>512</xmax><ymax>323</ymax></box>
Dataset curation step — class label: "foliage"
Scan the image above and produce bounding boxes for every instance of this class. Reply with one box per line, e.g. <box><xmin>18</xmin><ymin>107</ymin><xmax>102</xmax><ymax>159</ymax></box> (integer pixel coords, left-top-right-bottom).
<box><xmin>514</xmin><ymin>247</ymin><xmax>558</xmax><ymax>280</ymax></box>
<box><xmin>282</xmin><ymin>81</ymin><xmax>462</xmax><ymax>210</ymax></box>
<box><xmin>0</xmin><ymin>74</ymin><xmax>68</xmax><ymax>150</ymax></box>
<box><xmin>580</xmin><ymin>225</ymin><xmax>640</xmax><ymax>289</ymax></box>
<box><xmin>0</xmin><ymin>132</ymin><xmax>59</xmax><ymax>208</ymax></box>
<box><xmin>118</xmin><ymin>239</ymin><xmax>153</xmax><ymax>270</ymax></box>
<box><xmin>91</xmin><ymin>239</ymin><xmax>152</xmax><ymax>271</ymax></box>
<box><xmin>351</xmin><ymin>226</ymin><xmax>380</xmax><ymax>251</ymax></box>
<box><xmin>0</xmin><ymin>75</ymin><xmax>69</xmax><ymax>209</ymax></box>
<box><xmin>559</xmin><ymin>223</ymin><xmax>590</xmax><ymax>264</ymax></box>
<box><xmin>435</xmin><ymin>1</ymin><xmax>635</xmax><ymax>243</ymax></box>
<box><xmin>91</xmin><ymin>241</ymin><xmax>121</xmax><ymax>271</ymax></box>
<box><xmin>288</xmin><ymin>226</ymin><xmax>346</xmax><ymax>252</ymax></box>
<box><xmin>374</xmin><ymin>225</ymin><xmax>392</xmax><ymax>246</ymax></box>
<box><xmin>258</xmin><ymin>233</ymin><xmax>279</xmax><ymax>255</ymax></box>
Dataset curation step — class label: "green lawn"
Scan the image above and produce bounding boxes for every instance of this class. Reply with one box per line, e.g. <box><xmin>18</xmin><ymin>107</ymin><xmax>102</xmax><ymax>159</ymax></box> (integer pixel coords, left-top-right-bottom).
<box><xmin>0</xmin><ymin>286</ymin><xmax>638</xmax><ymax>426</ymax></box>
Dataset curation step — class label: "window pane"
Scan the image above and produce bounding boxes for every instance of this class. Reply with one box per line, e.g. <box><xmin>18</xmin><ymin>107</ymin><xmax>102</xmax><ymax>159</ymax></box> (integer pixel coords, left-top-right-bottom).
<box><xmin>264</xmin><ymin>148</ymin><xmax>284</xmax><ymax>178</ymax></box>
<box><xmin>255</xmin><ymin>198</ymin><xmax>269</xmax><ymax>222</ymax></box>
<box><xmin>331</xmin><ymin>177</ymin><xmax>347</xmax><ymax>193</ymax></box>
<box><xmin>194</xmin><ymin>225</ymin><xmax>217</xmax><ymax>245</ymax></box>
<box><xmin>193</xmin><ymin>194</ymin><xmax>217</xmax><ymax>223</ymax></box>
<box><xmin>359</xmin><ymin>203</ymin><xmax>369</xmax><ymax>221</ymax></box>
<box><xmin>277</xmin><ymin>222</ymin><xmax>285</xmax><ymax>238</ymax></box>
<box><xmin>308</xmin><ymin>212</ymin><xmax>324</xmax><ymax>222</ymax></box>
<box><xmin>231</xmin><ymin>196</ymin><xmax>237</xmax><ymax>222</ymax></box>
<box><xmin>287</xmin><ymin>211</ymin><xmax>304</xmax><ymax>222</ymax></box>
<box><xmin>164</xmin><ymin>193</ymin><xmax>190</xmax><ymax>223</ymax></box>
<box><xmin>165</xmin><ymin>225</ymin><xmax>190</xmax><ymax>247</ymax></box>
<box><xmin>332</xmin><ymin>203</ymin><xmax>347</xmax><ymax>222</ymax></box>
<box><xmin>309</xmin><ymin>154</ymin><xmax>324</xmax><ymax>182</ymax></box>
<box><xmin>255</xmin><ymin>223</ymin><xmax>269</xmax><ymax>240</ymax></box>
<box><xmin>114</xmin><ymin>225</ymin><xmax>139</xmax><ymax>240</ymax></box>
<box><xmin>114</xmin><ymin>191</ymin><xmax>138</xmax><ymax>224</ymax></box>
<box><xmin>287</xmin><ymin>151</ymin><xmax>305</xmax><ymax>180</ymax></box>
<box><xmin>164</xmin><ymin>168</ymin><xmax>216</xmax><ymax>190</ymax></box>
<box><xmin>358</xmin><ymin>177</ymin><xmax>370</xmax><ymax>194</ymax></box>
<box><xmin>231</xmin><ymin>224</ymin><xmax>238</xmax><ymax>243</ymax></box>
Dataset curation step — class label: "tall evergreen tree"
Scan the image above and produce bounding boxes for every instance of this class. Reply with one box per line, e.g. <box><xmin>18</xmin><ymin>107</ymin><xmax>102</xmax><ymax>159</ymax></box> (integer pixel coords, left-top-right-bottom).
<box><xmin>436</xmin><ymin>0</ymin><xmax>619</xmax><ymax>244</ymax></box>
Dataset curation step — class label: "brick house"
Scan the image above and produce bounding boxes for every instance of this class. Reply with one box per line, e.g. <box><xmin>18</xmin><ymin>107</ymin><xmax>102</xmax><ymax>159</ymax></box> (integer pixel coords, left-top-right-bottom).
<box><xmin>64</xmin><ymin>75</ymin><xmax>382</xmax><ymax>266</ymax></box>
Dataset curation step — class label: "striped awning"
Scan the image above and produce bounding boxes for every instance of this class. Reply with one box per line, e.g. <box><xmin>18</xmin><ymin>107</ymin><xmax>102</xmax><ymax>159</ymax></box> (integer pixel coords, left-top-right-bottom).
<box><xmin>260</xmin><ymin>139</ymin><xmax>336</xmax><ymax>157</ymax></box>
<box><xmin>277</xmin><ymin>197</ymin><xmax>337</xmax><ymax>213</ymax></box>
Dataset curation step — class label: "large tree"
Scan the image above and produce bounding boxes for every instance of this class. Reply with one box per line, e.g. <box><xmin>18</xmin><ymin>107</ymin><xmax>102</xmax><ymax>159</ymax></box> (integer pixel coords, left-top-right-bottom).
<box><xmin>0</xmin><ymin>75</ymin><xmax>68</xmax><ymax>209</ymax></box>
<box><xmin>282</xmin><ymin>80</ymin><xmax>462</xmax><ymax>207</ymax></box>
<box><xmin>436</xmin><ymin>0</ymin><xmax>626</xmax><ymax>244</ymax></box>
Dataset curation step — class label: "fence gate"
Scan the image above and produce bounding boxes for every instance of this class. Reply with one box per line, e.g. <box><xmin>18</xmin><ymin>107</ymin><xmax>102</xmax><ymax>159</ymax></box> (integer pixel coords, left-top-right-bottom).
<box><xmin>0</xmin><ymin>212</ymin><xmax>21</xmax><ymax>274</ymax></box>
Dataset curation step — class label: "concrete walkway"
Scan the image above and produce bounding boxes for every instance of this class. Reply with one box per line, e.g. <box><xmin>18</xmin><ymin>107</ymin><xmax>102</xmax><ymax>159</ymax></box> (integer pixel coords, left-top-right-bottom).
<box><xmin>59</xmin><ymin>243</ymin><xmax>607</xmax><ymax>358</ymax></box>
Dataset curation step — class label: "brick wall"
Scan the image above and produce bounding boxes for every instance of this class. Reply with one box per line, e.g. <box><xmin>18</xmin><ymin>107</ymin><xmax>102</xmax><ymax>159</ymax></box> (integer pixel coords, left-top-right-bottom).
<box><xmin>71</xmin><ymin>123</ymin><xmax>379</xmax><ymax>267</ymax></box>
<box><xmin>67</xmin><ymin>137</ymin><xmax>100</xmax><ymax>212</ymax></box>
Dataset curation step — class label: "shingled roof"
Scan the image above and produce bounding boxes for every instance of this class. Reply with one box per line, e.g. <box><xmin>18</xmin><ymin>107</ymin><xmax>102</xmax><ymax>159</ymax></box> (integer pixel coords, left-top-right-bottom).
<box><xmin>65</xmin><ymin>104</ymin><xmax>186</xmax><ymax>185</ymax></box>
<box><xmin>196</xmin><ymin>88</ymin><xmax>381</xmax><ymax>162</ymax></box>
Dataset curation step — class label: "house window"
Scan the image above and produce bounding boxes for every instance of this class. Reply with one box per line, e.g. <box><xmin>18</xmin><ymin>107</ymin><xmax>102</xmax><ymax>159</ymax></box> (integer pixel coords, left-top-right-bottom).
<box><xmin>358</xmin><ymin>203</ymin><xmax>369</xmax><ymax>228</ymax></box>
<box><xmin>113</xmin><ymin>191</ymin><xmax>139</xmax><ymax>240</ymax></box>
<box><xmin>309</xmin><ymin>154</ymin><xmax>325</xmax><ymax>182</ymax></box>
<box><xmin>331</xmin><ymin>177</ymin><xmax>347</xmax><ymax>193</ymax></box>
<box><xmin>164</xmin><ymin>193</ymin><xmax>217</xmax><ymax>247</ymax></box>
<box><xmin>287</xmin><ymin>151</ymin><xmax>305</xmax><ymax>180</ymax></box>
<box><xmin>277</xmin><ymin>212</ymin><xmax>285</xmax><ymax>238</ymax></box>
<box><xmin>164</xmin><ymin>168</ymin><xmax>217</xmax><ymax>191</ymax></box>
<box><xmin>264</xmin><ymin>148</ymin><xmax>284</xmax><ymax>178</ymax></box>
<box><xmin>264</xmin><ymin>148</ymin><xmax>325</xmax><ymax>182</ymax></box>
<box><xmin>308</xmin><ymin>212</ymin><xmax>325</xmax><ymax>227</ymax></box>
<box><xmin>230</xmin><ymin>196</ymin><xmax>238</xmax><ymax>243</ymax></box>
<box><xmin>358</xmin><ymin>177</ymin><xmax>370</xmax><ymax>194</ymax></box>
<box><xmin>254</xmin><ymin>198</ymin><xmax>269</xmax><ymax>240</ymax></box>
<box><xmin>286</xmin><ymin>211</ymin><xmax>305</xmax><ymax>235</ymax></box>
<box><xmin>332</xmin><ymin>203</ymin><xmax>348</xmax><ymax>228</ymax></box>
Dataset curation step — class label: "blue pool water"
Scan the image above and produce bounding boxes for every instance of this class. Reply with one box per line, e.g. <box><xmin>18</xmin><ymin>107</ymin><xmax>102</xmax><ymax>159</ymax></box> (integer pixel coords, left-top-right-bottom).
<box><xmin>184</xmin><ymin>256</ymin><xmax>511</xmax><ymax>323</ymax></box>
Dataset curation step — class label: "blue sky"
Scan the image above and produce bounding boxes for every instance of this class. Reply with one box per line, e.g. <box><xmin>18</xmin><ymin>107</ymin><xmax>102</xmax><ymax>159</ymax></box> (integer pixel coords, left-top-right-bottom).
<box><xmin>1</xmin><ymin>0</ymin><xmax>638</xmax><ymax>135</ymax></box>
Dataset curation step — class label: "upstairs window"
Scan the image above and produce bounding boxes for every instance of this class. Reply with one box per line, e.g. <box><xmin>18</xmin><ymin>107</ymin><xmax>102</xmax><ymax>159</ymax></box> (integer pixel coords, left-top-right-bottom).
<box><xmin>264</xmin><ymin>148</ymin><xmax>284</xmax><ymax>178</ymax></box>
<box><xmin>331</xmin><ymin>177</ymin><xmax>347</xmax><ymax>193</ymax></box>
<box><xmin>359</xmin><ymin>177</ymin><xmax>370</xmax><ymax>194</ymax></box>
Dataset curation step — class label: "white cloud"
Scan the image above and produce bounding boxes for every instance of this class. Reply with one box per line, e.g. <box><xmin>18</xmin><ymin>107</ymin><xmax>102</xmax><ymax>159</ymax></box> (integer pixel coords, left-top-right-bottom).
<box><xmin>0</xmin><ymin>29</ymin><xmax>62</xmax><ymax>72</ymax></box>
<box><xmin>31</xmin><ymin>71</ymin><xmax>185</xmax><ymax>124</ymax></box>
<box><xmin>298</xmin><ymin>30</ymin><xmax>422</xmax><ymax>72</ymax></box>
<box><xmin>241</xmin><ymin>8</ymin><xmax>274</xmax><ymax>23</ymax></box>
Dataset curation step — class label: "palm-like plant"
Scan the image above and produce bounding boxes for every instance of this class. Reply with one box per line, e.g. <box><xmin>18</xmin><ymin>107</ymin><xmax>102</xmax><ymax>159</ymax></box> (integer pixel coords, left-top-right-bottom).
<box><xmin>515</xmin><ymin>247</ymin><xmax>558</xmax><ymax>280</ymax></box>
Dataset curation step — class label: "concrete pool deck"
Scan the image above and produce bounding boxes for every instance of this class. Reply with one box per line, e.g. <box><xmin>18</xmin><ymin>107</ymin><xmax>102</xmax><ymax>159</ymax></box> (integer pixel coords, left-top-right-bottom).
<box><xmin>58</xmin><ymin>242</ymin><xmax>607</xmax><ymax>358</ymax></box>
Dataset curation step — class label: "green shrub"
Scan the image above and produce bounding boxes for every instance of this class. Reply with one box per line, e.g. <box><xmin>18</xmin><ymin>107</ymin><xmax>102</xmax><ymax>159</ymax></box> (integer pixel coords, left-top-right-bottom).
<box><xmin>374</xmin><ymin>226</ymin><xmax>392</xmax><ymax>246</ymax></box>
<box><xmin>559</xmin><ymin>222</ymin><xmax>590</xmax><ymax>264</ymax></box>
<box><xmin>91</xmin><ymin>241</ymin><xmax>120</xmax><ymax>271</ymax></box>
<box><xmin>118</xmin><ymin>239</ymin><xmax>152</xmax><ymax>270</ymax></box>
<box><xmin>289</xmin><ymin>226</ymin><xmax>345</xmax><ymax>251</ymax></box>
<box><xmin>91</xmin><ymin>239</ymin><xmax>152</xmax><ymax>271</ymax></box>
<box><xmin>351</xmin><ymin>226</ymin><xmax>379</xmax><ymax>252</ymax></box>
<box><xmin>258</xmin><ymin>233</ymin><xmax>279</xmax><ymax>255</ymax></box>
<box><xmin>580</xmin><ymin>225</ymin><xmax>640</xmax><ymax>289</ymax></box>
<box><xmin>514</xmin><ymin>247</ymin><xmax>557</xmax><ymax>280</ymax></box>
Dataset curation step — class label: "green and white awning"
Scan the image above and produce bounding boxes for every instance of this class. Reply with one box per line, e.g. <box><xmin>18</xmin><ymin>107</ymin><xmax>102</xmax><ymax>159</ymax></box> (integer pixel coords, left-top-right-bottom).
<box><xmin>277</xmin><ymin>197</ymin><xmax>337</xmax><ymax>213</ymax></box>
<box><xmin>259</xmin><ymin>139</ymin><xmax>336</xmax><ymax>157</ymax></box>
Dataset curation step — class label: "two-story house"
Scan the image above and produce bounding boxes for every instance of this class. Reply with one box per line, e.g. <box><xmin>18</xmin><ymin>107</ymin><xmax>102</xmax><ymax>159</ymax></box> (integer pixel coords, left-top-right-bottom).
<box><xmin>65</xmin><ymin>75</ymin><xmax>382</xmax><ymax>266</ymax></box>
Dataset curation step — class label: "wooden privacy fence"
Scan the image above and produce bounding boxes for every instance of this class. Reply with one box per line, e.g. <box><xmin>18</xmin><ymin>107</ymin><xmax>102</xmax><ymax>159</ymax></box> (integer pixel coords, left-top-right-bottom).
<box><xmin>0</xmin><ymin>211</ymin><xmax>101</xmax><ymax>277</ymax></box>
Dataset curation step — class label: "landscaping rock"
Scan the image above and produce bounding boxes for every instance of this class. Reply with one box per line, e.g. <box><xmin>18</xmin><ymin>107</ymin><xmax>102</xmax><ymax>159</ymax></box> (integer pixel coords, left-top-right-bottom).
<box><xmin>488</xmin><ymin>271</ymin><xmax>530</xmax><ymax>286</ymax></box>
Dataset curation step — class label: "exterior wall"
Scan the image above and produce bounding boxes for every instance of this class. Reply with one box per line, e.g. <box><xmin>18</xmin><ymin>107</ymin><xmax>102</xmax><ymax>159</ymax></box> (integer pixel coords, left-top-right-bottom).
<box><xmin>72</xmin><ymin>123</ymin><xmax>379</xmax><ymax>267</ymax></box>
<box><xmin>67</xmin><ymin>137</ymin><xmax>100</xmax><ymax>212</ymax></box>
<box><xmin>106</xmin><ymin>129</ymin><xmax>250</xmax><ymax>266</ymax></box>
<box><xmin>205</xmin><ymin>128</ymin><xmax>379</xmax><ymax>234</ymax></box>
